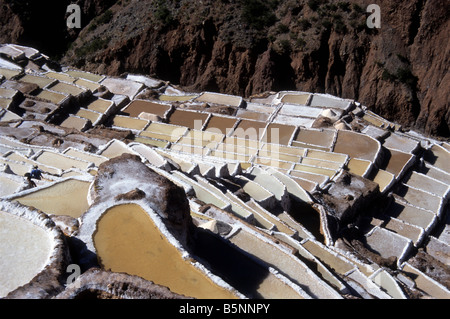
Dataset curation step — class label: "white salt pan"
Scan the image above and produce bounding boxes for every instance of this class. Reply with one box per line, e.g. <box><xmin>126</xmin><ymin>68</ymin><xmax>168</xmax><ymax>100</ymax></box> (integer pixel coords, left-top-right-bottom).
<box><xmin>0</xmin><ymin>210</ymin><xmax>52</xmax><ymax>297</ymax></box>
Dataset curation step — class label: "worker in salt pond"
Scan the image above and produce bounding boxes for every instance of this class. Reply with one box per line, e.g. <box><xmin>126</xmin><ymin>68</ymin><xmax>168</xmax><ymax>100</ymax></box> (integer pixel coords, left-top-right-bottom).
<box><xmin>24</xmin><ymin>172</ymin><xmax>36</xmax><ymax>188</ymax></box>
<box><xmin>30</xmin><ymin>165</ymin><xmax>43</xmax><ymax>180</ymax></box>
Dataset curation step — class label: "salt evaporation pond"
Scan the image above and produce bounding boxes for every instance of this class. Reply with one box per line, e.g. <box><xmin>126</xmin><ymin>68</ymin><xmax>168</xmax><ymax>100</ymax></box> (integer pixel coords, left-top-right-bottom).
<box><xmin>168</xmin><ymin>109</ymin><xmax>209</xmax><ymax>129</ymax></box>
<box><xmin>14</xmin><ymin>179</ymin><xmax>91</xmax><ymax>218</ymax></box>
<box><xmin>0</xmin><ymin>210</ymin><xmax>53</xmax><ymax>297</ymax></box>
<box><xmin>93</xmin><ymin>203</ymin><xmax>238</xmax><ymax>299</ymax></box>
<box><xmin>122</xmin><ymin>100</ymin><xmax>171</xmax><ymax>118</ymax></box>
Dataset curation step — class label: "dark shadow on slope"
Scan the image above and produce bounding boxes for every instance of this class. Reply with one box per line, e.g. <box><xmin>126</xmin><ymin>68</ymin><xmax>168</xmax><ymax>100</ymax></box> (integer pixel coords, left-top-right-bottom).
<box><xmin>67</xmin><ymin>236</ymin><xmax>99</xmax><ymax>273</ymax></box>
<box><xmin>191</xmin><ymin>228</ymin><xmax>270</xmax><ymax>299</ymax></box>
<box><xmin>287</xmin><ymin>200</ymin><xmax>325</xmax><ymax>243</ymax></box>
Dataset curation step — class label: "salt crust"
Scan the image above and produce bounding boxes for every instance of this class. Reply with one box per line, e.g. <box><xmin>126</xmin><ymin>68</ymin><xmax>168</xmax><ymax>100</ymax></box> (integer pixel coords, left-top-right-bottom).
<box><xmin>0</xmin><ymin>199</ymin><xmax>66</xmax><ymax>296</ymax></box>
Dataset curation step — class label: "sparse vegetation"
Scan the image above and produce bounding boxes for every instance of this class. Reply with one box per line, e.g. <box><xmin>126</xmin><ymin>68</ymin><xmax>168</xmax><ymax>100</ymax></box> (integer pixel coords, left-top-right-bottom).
<box><xmin>295</xmin><ymin>37</ymin><xmax>307</xmax><ymax>50</ymax></box>
<box><xmin>381</xmin><ymin>66</ymin><xmax>418</xmax><ymax>88</ymax></box>
<box><xmin>307</xmin><ymin>0</ymin><xmax>323</xmax><ymax>11</ymax></box>
<box><xmin>274</xmin><ymin>38</ymin><xmax>292</xmax><ymax>55</ymax></box>
<box><xmin>74</xmin><ymin>37</ymin><xmax>111</xmax><ymax>57</ymax></box>
<box><xmin>304</xmin><ymin>0</ymin><xmax>369</xmax><ymax>35</ymax></box>
<box><xmin>88</xmin><ymin>9</ymin><xmax>114</xmax><ymax>31</ymax></box>
<box><xmin>298</xmin><ymin>18</ymin><xmax>311</xmax><ymax>31</ymax></box>
<box><xmin>276</xmin><ymin>23</ymin><xmax>290</xmax><ymax>34</ymax></box>
<box><xmin>382</xmin><ymin>69</ymin><xmax>396</xmax><ymax>82</ymax></box>
<box><xmin>337</xmin><ymin>1</ymin><xmax>351</xmax><ymax>12</ymax></box>
<box><xmin>241</xmin><ymin>0</ymin><xmax>278</xmax><ymax>30</ymax></box>
<box><xmin>396</xmin><ymin>67</ymin><xmax>418</xmax><ymax>87</ymax></box>
<box><xmin>351</xmin><ymin>3</ymin><xmax>364</xmax><ymax>13</ymax></box>
<box><xmin>98</xmin><ymin>9</ymin><xmax>114</xmax><ymax>25</ymax></box>
<box><xmin>396</xmin><ymin>53</ymin><xmax>409</xmax><ymax>64</ymax></box>
<box><xmin>334</xmin><ymin>20</ymin><xmax>347</xmax><ymax>33</ymax></box>
<box><xmin>321</xmin><ymin>19</ymin><xmax>332</xmax><ymax>30</ymax></box>
<box><xmin>323</xmin><ymin>3</ymin><xmax>338</xmax><ymax>12</ymax></box>
<box><xmin>155</xmin><ymin>0</ymin><xmax>176</xmax><ymax>26</ymax></box>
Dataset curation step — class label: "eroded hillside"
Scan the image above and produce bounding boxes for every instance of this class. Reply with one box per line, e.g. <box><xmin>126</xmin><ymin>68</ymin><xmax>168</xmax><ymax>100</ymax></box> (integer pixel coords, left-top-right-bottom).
<box><xmin>0</xmin><ymin>0</ymin><xmax>449</xmax><ymax>138</ymax></box>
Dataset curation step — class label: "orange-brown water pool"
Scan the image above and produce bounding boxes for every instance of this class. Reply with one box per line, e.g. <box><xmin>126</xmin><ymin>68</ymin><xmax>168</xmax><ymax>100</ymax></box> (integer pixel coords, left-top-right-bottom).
<box><xmin>93</xmin><ymin>204</ymin><xmax>238</xmax><ymax>299</ymax></box>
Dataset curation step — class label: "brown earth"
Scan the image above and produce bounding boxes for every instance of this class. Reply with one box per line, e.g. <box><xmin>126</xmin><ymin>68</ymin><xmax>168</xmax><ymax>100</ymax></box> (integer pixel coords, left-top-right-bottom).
<box><xmin>408</xmin><ymin>249</ymin><xmax>450</xmax><ymax>289</ymax></box>
<box><xmin>1</xmin><ymin>0</ymin><xmax>449</xmax><ymax>137</ymax></box>
<box><xmin>55</xmin><ymin>268</ymin><xmax>191</xmax><ymax>299</ymax></box>
<box><xmin>313</xmin><ymin>170</ymin><xmax>380</xmax><ymax>237</ymax></box>
<box><xmin>0</xmin><ymin>119</ymin><xmax>132</xmax><ymax>152</ymax></box>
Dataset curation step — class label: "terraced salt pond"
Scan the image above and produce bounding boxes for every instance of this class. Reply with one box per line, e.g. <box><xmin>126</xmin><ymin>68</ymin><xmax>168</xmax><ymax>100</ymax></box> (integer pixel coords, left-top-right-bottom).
<box><xmin>100</xmin><ymin>77</ymin><xmax>144</xmax><ymax>99</ymax></box>
<box><xmin>0</xmin><ymin>210</ymin><xmax>53</xmax><ymax>297</ymax></box>
<box><xmin>63</xmin><ymin>148</ymin><xmax>108</xmax><ymax>167</ymax></box>
<box><xmin>168</xmin><ymin>109</ymin><xmax>209</xmax><ymax>129</ymax></box>
<box><xmin>3</xmin><ymin>152</ymin><xmax>60</xmax><ymax>175</ymax></box>
<box><xmin>0</xmin><ymin>97</ymin><xmax>12</xmax><ymax>108</ymax></box>
<box><xmin>48</xmin><ymin>82</ymin><xmax>85</xmax><ymax>96</ymax></box>
<box><xmin>382</xmin><ymin>148</ymin><xmax>414</xmax><ymax>178</ymax></box>
<box><xmin>35</xmin><ymin>90</ymin><xmax>67</xmax><ymax>104</ymax></box>
<box><xmin>0</xmin><ymin>68</ymin><xmax>21</xmax><ymax>80</ymax></box>
<box><xmin>159</xmin><ymin>94</ymin><xmax>198</xmax><ymax>102</ymax></box>
<box><xmin>309</xmin><ymin>94</ymin><xmax>351</xmax><ymax>110</ymax></box>
<box><xmin>112</xmin><ymin>115</ymin><xmax>148</xmax><ymax>131</ymax></box>
<box><xmin>13</xmin><ymin>179</ymin><xmax>91</xmax><ymax>218</ymax></box>
<box><xmin>0</xmin><ymin>175</ymin><xmax>22</xmax><ymax>197</ymax></box>
<box><xmin>98</xmin><ymin>140</ymin><xmax>134</xmax><ymax>159</ymax></box>
<box><xmin>0</xmin><ymin>157</ymin><xmax>32</xmax><ymax>176</ymax></box>
<box><xmin>232</xmin><ymin>119</ymin><xmax>267</xmax><ymax>141</ymax></box>
<box><xmin>347</xmin><ymin>158</ymin><xmax>372</xmax><ymax>177</ymax></box>
<box><xmin>33</xmin><ymin>150</ymin><xmax>91</xmax><ymax>171</ymax></box>
<box><xmin>227</xmin><ymin>228</ymin><xmax>340</xmax><ymax>299</ymax></box>
<box><xmin>279</xmin><ymin>104</ymin><xmax>323</xmax><ymax>118</ymax></box>
<box><xmin>424</xmin><ymin>145</ymin><xmax>450</xmax><ymax>173</ymax></box>
<box><xmin>144</xmin><ymin>122</ymin><xmax>188</xmax><ymax>137</ymax></box>
<box><xmin>280</xmin><ymin>93</ymin><xmax>310</xmax><ymax>105</ymax></box>
<box><xmin>204</xmin><ymin>115</ymin><xmax>237</xmax><ymax>135</ymax></box>
<box><xmin>262</xmin><ymin>123</ymin><xmax>296</xmax><ymax>145</ymax></box>
<box><xmin>45</xmin><ymin>72</ymin><xmax>76</xmax><ymax>83</ymax></box>
<box><xmin>0</xmin><ymin>87</ymin><xmax>17</xmax><ymax>99</ymax></box>
<box><xmin>61</xmin><ymin>116</ymin><xmax>88</xmax><ymax>131</ymax></box>
<box><xmin>93</xmin><ymin>204</ymin><xmax>238</xmax><ymax>299</ymax></box>
<box><xmin>76</xmin><ymin>108</ymin><xmax>103</xmax><ymax>125</ymax></box>
<box><xmin>333</xmin><ymin>130</ymin><xmax>380</xmax><ymax>162</ymax></box>
<box><xmin>195</xmin><ymin>92</ymin><xmax>242</xmax><ymax>107</ymax></box>
<box><xmin>65</xmin><ymin>70</ymin><xmax>104</xmax><ymax>82</ymax></box>
<box><xmin>235</xmin><ymin>109</ymin><xmax>270</xmax><ymax>121</ymax></box>
<box><xmin>121</xmin><ymin>100</ymin><xmax>172</xmax><ymax>118</ymax></box>
<box><xmin>18</xmin><ymin>74</ymin><xmax>54</xmax><ymax>89</ymax></box>
<box><xmin>293</xmin><ymin>128</ymin><xmax>335</xmax><ymax>149</ymax></box>
<box><xmin>74</xmin><ymin>78</ymin><xmax>101</xmax><ymax>92</ymax></box>
<box><xmin>86</xmin><ymin>99</ymin><xmax>114</xmax><ymax>113</ymax></box>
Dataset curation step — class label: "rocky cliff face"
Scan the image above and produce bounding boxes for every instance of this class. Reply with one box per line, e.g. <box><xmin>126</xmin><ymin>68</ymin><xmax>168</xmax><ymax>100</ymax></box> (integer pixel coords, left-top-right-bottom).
<box><xmin>1</xmin><ymin>0</ymin><xmax>448</xmax><ymax>137</ymax></box>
